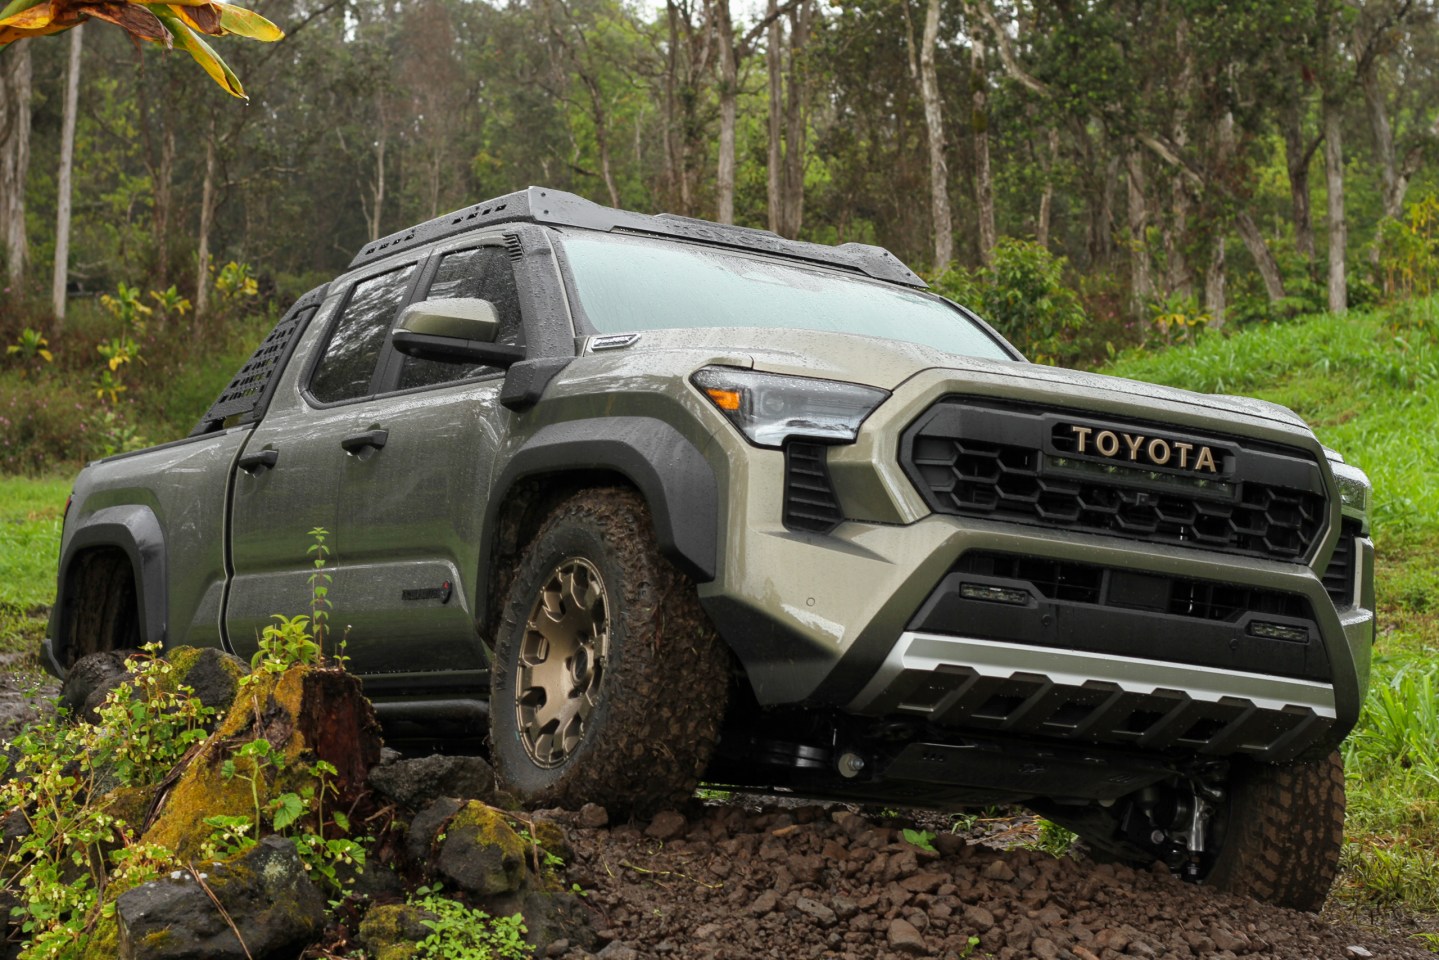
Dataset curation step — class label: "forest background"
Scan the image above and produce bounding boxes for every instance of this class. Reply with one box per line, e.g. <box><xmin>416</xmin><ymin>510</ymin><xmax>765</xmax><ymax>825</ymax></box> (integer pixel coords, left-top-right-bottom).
<box><xmin>2</xmin><ymin>0</ymin><xmax>1439</xmax><ymax>410</ymax></box>
<box><xmin>1</xmin><ymin>0</ymin><xmax>1439</xmax><ymax>927</ymax></box>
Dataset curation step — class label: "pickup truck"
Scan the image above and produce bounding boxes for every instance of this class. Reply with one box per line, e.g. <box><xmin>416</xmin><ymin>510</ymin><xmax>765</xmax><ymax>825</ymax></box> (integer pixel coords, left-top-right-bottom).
<box><xmin>45</xmin><ymin>187</ymin><xmax>1374</xmax><ymax>911</ymax></box>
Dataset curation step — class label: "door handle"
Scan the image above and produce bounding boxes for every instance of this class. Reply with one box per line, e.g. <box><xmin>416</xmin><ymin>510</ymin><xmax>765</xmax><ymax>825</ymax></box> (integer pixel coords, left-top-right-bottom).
<box><xmin>237</xmin><ymin>449</ymin><xmax>279</xmax><ymax>473</ymax></box>
<box><xmin>341</xmin><ymin>429</ymin><xmax>389</xmax><ymax>454</ymax></box>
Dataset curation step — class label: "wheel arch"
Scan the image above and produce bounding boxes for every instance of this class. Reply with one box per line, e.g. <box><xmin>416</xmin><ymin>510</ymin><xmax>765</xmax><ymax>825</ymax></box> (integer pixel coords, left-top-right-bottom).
<box><xmin>51</xmin><ymin>505</ymin><xmax>168</xmax><ymax>669</ymax></box>
<box><xmin>478</xmin><ymin>417</ymin><xmax>719</xmax><ymax>640</ymax></box>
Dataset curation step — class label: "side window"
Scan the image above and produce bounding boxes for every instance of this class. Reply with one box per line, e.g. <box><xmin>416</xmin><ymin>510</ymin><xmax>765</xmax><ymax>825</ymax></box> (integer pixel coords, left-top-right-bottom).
<box><xmin>310</xmin><ymin>264</ymin><xmax>418</xmax><ymax>404</ymax></box>
<box><xmin>396</xmin><ymin>246</ymin><xmax>525</xmax><ymax>391</ymax></box>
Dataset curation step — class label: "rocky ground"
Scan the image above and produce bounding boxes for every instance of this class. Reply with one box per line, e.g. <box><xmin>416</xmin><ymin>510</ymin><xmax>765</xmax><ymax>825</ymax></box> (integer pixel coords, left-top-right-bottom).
<box><xmin>3</xmin><ymin>650</ymin><xmax>1437</xmax><ymax>960</ymax></box>
<box><xmin>539</xmin><ymin>800</ymin><xmax>1439</xmax><ymax>960</ymax></box>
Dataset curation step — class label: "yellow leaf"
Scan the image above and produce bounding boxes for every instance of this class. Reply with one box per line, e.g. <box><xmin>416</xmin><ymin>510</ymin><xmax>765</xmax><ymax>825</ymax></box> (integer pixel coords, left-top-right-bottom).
<box><xmin>0</xmin><ymin>0</ymin><xmax>45</xmax><ymax>23</ymax></box>
<box><xmin>0</xmin><ymin>0</ymin><xmax>54</xmax><ymax>30</ymax></box>
<box><xmin>214</xmin><ymin>1</ymin><xmax>279</xmax><ymax>40</ymax></box>
<box><xmin>153</xmin><ymin>7</ymin><xmax>245</xmax><ymax>98</ymax></box>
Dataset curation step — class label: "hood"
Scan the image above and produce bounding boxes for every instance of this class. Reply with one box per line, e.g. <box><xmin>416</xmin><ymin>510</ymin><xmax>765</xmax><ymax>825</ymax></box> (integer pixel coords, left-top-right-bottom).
<box><xmin>609</xmin><ymin>327</ymin><xmax>1308</xmax><ymax>430</ymax></box>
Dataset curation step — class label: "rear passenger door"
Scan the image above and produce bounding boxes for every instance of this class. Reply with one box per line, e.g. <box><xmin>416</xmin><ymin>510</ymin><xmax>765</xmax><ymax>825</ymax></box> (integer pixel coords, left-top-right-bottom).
<box><xmin>226</xmin><ymin>259</ymin><xmax>425</xmax><ymax>665</ymax></box>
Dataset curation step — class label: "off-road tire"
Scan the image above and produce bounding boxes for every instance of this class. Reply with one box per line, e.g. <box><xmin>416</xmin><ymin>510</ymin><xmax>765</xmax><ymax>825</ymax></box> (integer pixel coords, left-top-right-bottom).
<box><xmin>489</xmin><ymin>487</ymin><xmax>729</xmax><ymax>815</ymax></box>
<box><xmin>1203</xmin><ymin>750</ymin><xmax>1346</xmax><ymax>912</ymax></box>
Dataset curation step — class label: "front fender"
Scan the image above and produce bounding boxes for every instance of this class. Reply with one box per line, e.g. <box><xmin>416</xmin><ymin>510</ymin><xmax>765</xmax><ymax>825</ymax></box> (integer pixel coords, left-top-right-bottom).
<box><xmin>485</xmin><ymin>416</ymin><xmax>719</xmax><ymax>585</ymax></box>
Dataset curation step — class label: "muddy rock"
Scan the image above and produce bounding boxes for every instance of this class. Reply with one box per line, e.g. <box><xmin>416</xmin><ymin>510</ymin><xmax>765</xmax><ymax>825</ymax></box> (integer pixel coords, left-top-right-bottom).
<box><xmin>60</xmin><ymin>650</ymin><xmax>130</xmax><ymax>722</ymax></box>
<box><xmin>404</xmin><ymin>796</ymin><xmax>464</xmax><ymax>863</ymax></box>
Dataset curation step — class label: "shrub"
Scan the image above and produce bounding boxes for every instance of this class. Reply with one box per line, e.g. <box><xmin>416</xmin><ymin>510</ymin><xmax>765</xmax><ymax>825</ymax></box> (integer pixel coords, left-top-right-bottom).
<box><xmin>931</xmin><ymin>239</ymin><xmax>1088</xmax><ymax>365</ymax></box>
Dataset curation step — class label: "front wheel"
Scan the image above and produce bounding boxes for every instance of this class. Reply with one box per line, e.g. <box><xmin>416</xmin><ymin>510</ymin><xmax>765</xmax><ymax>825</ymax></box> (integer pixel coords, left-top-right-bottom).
<box><xmin>1203</xmin><ymin>751</ymin><xmax>1346</xmax><ymax>911</ymax></box>
<box><xmin>1041</xmin><ymin>751</ymin><xmax>1345</xmax><ymax>912</ymax></box>
<box><xmin>489</xmin><ymin>487</ymin><xmax>729</xmax><ymax>815</ymax></box>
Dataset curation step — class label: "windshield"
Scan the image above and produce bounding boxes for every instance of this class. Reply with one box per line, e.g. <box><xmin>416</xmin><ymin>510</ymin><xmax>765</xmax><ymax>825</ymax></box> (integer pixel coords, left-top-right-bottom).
<box><xmin>560</xmin><ymin>232</ymin><xmax>1017</xmax><ymax>361</ymax></box>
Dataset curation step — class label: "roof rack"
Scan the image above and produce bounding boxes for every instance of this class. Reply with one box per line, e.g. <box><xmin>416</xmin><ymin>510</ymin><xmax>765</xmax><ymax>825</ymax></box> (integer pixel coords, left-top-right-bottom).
<box><xmin>349</xmin><ymin>186</ymin><xmax>926</xmax><ymax>289</ymax></box>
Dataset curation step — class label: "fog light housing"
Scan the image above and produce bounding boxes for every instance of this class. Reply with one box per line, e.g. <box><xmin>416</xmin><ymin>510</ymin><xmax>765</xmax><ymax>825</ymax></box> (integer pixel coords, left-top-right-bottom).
<box><xmin>960</xmin><ymin>582</ymin><xmax>1030</xmax><ymax>606</ymax></box>
<box><xmin>1248</xmin><ymin>620</ymin><xmax>1310</xmax><ymax>643</ymax></box>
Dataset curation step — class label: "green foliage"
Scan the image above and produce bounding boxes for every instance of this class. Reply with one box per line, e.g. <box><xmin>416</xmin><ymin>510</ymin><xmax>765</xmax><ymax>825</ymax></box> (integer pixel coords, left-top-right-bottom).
<box><xmin>248</xmin><ymin>614</ymin><xmax>322</xmax><ymax>676</ymax></box>
<box><xmin>900</xmin><ymin>828</ymin><xmax>936</xmax><ymax>853</ymax></box>
<box><xmin>1376</xmin><ymin>194</ymin><xmax>1439</xmax><ymax>306</ymax></box>
<box><xmin>214</xmin><ymin>261</ymin><xmax>260</xmax><ymax>302</ymax></box>
<box><xmin>931</xmin><ymin>239</ymin><xmax>1088</xmax><ymax>365</ymax></box>
<box><xmin>1032</xmin><ymin>818</ymin><xmax>1078</xmax><ymax>859</ymax></box>
<box><xmin>409</xmin><ymin>886</ymin><xmax>533</xmax><ymax>960</ymax></box>
<box><xmin>0</xmin><ymin>646</ymin><xmax>212</xmax><ymax>958</ymax></box>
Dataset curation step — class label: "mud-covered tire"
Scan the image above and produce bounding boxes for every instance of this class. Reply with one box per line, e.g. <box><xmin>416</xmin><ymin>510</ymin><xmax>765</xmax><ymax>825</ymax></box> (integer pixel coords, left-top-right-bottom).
<box><xmin>1203</xmin><ymin>751</ymin><xmax>1346</xmax><ymax>912</ymax></box>
<box><xmin>489</xmin><ymin>487</ymin><xmax>729</xmax><ymax>815</ymax></box>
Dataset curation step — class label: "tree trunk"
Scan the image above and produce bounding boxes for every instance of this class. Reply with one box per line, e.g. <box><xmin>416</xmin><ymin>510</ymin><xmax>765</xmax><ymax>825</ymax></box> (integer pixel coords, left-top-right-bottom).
<box><xmin>1360</xmin><ymin>56</ymin><xmax>1402</xmax><ymax>221</ymax></box>
<box><xmin>1281</xmin><ymin>99</ymin><xmax>1315</xmax><ymax>263</ymax></box>
<box><xmin>780</xmin><ymin>1</ymin><xmax>811</xmax><ymax>238</ymax></box>
<box><xmin>1205</xmin><ymin>232</ymin><xmax>1226</xmax><ymax>329</ymax></box>
<box><xmin>766</xmin><ymin>0</ymin><xmax>782</xmax><ymax>233</ymax></box>
<box><xmin>195</xmin><ymin>122</ymin><xmax>218</xmax><ymax>323</ymax></box>
<box><xmin>52</xmin><ymin>25</ymin><xmax>84</xmax><ymax>327</ymax></box>
<box><xmin>1323</xmin><ymin>96</ymin><xmax>1346</xmax><ymax>313</ymax></box>
<box><xmin>918</xmin><ymin>0</ymin><xmax>952</xmax><ymax>270</ymax></box>
<box><xmin>715</xmin><ymin>0</ymin><xmax>737</xmax><ymax>224</ymax></box>
<box><xmin>0</xmin><ymin>42</ymin><xmax>32</xmax><ymax>296</ymax></box>
<box><xmin>1126</xmin><ymin>149</ymin><xmax>1153</xmax><ymax>318</ymax></box>
<box><xmin>766</xmin><ymin>0</ymin><xmax>810</xmax><ymax>238</ymax></box>
<box><xmin>1037</xmin><ymin>127</ymin><xmax>1058</xmax><ymax>250</ymax></box>
<box><xmin>1235</xmin><ymin>211</ymin><xmax>1288</xmax><ymax>303</ymax></box>
<box><xmin>972</xmin><ymin>35</ymin><xmax>995</xmax><ymax>266</ymax></box>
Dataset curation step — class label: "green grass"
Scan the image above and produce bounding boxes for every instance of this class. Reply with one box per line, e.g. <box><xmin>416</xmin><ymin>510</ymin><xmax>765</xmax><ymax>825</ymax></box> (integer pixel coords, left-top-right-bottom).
<box><xmin>1105</xmin><ymin>297</ymin><xmax>1439</xmax><ymax>910</ymax></box>
<box><xmin>0</xmin><ymin>475</ymin><xmax>69</xmax><ymax>658</ymax></box>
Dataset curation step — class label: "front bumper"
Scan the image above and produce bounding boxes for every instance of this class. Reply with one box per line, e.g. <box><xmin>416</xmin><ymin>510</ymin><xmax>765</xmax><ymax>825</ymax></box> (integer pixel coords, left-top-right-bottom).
<box><xmin>694</xmin><ymin>374</ymin><xmax>1372</xmax><ymax>764</ymax></box>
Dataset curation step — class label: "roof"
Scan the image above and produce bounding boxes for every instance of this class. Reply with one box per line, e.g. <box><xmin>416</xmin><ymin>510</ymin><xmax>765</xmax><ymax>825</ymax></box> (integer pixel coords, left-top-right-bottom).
<box><xmin>348</xmin><ymin>186</ymin><xmax>927</xmax><ymax>289</ymax></box>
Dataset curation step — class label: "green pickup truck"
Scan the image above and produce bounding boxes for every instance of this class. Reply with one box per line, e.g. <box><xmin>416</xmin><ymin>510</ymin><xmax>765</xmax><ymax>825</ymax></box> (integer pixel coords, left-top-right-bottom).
<box><xmin>46</xmin><ymin>188</ymin><xmax>1373</xmax><ymax>910</ymax></box>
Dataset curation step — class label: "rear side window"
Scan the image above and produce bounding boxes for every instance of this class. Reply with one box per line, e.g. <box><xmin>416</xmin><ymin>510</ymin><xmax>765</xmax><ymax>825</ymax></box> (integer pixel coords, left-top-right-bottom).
<box><xmin>396</xmin><ymin>246</ymin><xmax>525</xmax><ymax>391</ymax></box>
<box><xmin>311</xmin><ymin>264</ymin><xmax>418</xmax><ymax>403</ymax></box>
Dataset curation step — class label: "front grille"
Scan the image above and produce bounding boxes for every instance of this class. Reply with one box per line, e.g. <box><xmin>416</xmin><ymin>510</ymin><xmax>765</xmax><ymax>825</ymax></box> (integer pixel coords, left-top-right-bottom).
<box><xmin>1321</xmin><ymin>520</ymin><xmax>1360</xmax><ymax>606</ymax></box>
<box><xmin>783</xmin><ymin>442</ymin><xmax>844</xmax><ymax>533</ymax></box>
<box><xmin>902</xmin><ymin>399</ymin><xmax>1329</xmax><ymax>562</ymax></box>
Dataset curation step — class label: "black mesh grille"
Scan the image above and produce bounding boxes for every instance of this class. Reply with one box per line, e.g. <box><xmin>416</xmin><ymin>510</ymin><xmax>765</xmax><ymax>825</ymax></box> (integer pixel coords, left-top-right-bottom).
<box><xmin>189</xmin><ymin>284</ymin><xmax>327</xmax><ymax>436</ymax></box>
<box><xmin>1321</xmin><ymin>520</ymin><xmax>1360</xmax><ymax>606</ymax></box>
<box><xmin>902</xmin><ymin>400</ymin><xmax>1329</xmax><ymax>562</ymax></box>
<box><xmin>783</xmin><ymin>442</ymin><xmax>844</xmax><ymax>533</ymax></box>
<box><xmin>954</xmin><ymin>552</ymin><xmax>1312</xmax><ymax>622</ymax></box>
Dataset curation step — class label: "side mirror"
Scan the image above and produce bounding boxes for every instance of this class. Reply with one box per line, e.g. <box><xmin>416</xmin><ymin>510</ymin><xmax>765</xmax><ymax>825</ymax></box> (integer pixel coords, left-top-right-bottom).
<box><xmin>391</xmin><ymin>297</ymin><xmax>525</xmax><ymax>367</ymax></box>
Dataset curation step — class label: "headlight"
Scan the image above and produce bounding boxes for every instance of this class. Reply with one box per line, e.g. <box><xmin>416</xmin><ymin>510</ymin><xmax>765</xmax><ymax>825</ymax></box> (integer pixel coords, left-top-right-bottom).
<box><xmin>691</xmin><ymin>366</ymin><xmax>889</xmax><ymax>448</ymax></box>
<box><xmin>1329</xmin><ymin>459</ymin><xmax>1371</xmax><ymax>522</ymax></box>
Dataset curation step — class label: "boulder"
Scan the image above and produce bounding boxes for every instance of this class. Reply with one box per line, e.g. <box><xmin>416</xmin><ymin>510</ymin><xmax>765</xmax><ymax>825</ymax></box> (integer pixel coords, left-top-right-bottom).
<box><xmin>434</xmin><ymin>802</ymin><xmax>529</xmax><ymax>897</ymax></box>
<box><xmin>357</xmin><ymin>902</ymin><xmax>436</xmax><ymax>960</ymax></box>
<box><xmin>115</xmin><ymin>836</ymin><xmax>326</xmax><ymax>960</ymax></box>
<box><xmin>61</xmin><ymin>650</ymin><xmax>131</xmax><ymax>722</ymax></box>
<box><xmin>368</xmin><ymin>753</ymin><xmax>496</xmax><ymax>812</ymax></box>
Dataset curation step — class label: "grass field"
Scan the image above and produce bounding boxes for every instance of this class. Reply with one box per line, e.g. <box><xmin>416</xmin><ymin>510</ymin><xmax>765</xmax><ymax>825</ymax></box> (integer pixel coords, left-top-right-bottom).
<box><xmin>1</xmin><ymin>299</ymin><xmax>1436</xmax><ymax>911</ymax></box>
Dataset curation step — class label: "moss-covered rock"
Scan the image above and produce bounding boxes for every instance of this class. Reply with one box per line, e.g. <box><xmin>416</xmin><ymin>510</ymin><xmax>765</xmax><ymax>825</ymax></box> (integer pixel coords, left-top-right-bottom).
<box><xmin>435</xmin><ymin>802</ymin><xmax>529</xmax><ymax>897</ymax></box>
<box><xmin>356</xmin><ymin>902</ymin><xmax>437</xmax><ymax>960</ymax></box>
<box><xmin>115</xmin><ymin>835</ymin><xmax>326</xmax><ymax>960</ymax></box>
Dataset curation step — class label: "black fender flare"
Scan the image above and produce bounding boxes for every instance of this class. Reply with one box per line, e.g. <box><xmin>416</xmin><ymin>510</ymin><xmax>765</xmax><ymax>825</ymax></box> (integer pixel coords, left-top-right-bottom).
<box><xmin>52</xmin><ymin>505</ymin><xmax>168</xmax><ymax>663</ymax></box>
<box><xmin>481</xmin><ymin>416</ymin><xmax>719</xmax><ymax>619</ymax></box>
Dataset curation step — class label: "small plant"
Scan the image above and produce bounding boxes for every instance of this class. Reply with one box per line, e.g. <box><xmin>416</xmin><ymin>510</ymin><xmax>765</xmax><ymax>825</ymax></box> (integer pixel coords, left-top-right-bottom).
<box><xmin>149</xmin><ymin>285</ymin><xmax>193</xmax><ymax>327</ymax></box>
<box><xmin>6</xmin><ymin>327</ymin><xmax>53</xmax><ymax>365</ymax></box>
<box><xmin>307</xmin><ymin>526</ymin><xmax>334</xmax><ymax>656</ymax></box>
<box><xmin>100</xmin><ymin>281</ymin><xmax>153</xmax><ymax>334</ymax></box>
<box><xmin>1033</xmin><ymin>818</ymin><xmax>1078</xmax><ymax>858</ymax></box>
<box><xmin>215</xmin><ymin>261</ymin><xmax>260</xmax><ymax>301</ymax></box>
<box><xmin>248</xmin><ymin>614</ymin><xmax>322</xmax><ymax>676</ymax></box>
<box><xmin>409</xmin><ymin>885</ymin><xmax>533</xmax><ymax>959</ymax></box>
<box><xmin>1148</xmin><ymin>292</ymin><xmax>1210</xmax><ymax>348</ymax></box>
<box><xmin>901</xmin><ymin>827</ymin><xmax>937</xmax><ymax>853</ymax></box>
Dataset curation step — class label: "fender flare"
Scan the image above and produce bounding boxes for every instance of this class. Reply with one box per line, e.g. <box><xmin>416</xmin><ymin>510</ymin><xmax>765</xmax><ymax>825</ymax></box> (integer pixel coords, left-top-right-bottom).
<box><xmin>481</xmin><ymin>416</ymin><xmax>719</xmax><ymax>617</ymax></box>
<box><xmin>52</xmin><ymin>505</ymin><xmax>168</xmax><ymax>663</ymax></box>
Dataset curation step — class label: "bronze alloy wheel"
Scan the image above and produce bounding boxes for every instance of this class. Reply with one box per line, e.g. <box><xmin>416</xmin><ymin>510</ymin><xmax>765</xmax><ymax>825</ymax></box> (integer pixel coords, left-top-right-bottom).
<box><xmin>514</xmin><ymin>556</ymin><xmax>610</xmax><ymax>768</ymax></box>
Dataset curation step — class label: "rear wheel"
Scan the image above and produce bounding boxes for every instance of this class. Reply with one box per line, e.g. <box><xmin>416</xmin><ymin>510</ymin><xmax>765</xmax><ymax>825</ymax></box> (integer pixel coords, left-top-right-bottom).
<box><xmin>489</xmin><ymin>487</ymin><xmax>729</xmax><ymax>815</ymax></box>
